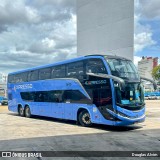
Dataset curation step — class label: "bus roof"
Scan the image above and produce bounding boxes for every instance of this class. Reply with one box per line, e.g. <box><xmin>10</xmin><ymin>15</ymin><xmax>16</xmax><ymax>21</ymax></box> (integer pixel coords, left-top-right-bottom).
<box><xmin>8</xmin><ymin>54</ymin><xmax>131</xmax><ymax>75</ymax></box>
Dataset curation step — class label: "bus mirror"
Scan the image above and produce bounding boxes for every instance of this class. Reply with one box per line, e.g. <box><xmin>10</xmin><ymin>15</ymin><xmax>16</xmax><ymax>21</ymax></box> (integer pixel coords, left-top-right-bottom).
<box><xmin>86</xmin><ymin>73</ymin><xmax>125</xmax><ymax>91</ymax></box>
<box><xmin>140</xmin><ymin>77</ymin><xmax>157</xmax><ymax>90</ymax></box>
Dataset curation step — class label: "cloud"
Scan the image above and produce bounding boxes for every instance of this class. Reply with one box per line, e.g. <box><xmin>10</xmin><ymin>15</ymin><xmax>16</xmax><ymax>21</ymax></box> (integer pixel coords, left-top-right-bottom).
<box><xmin>134</xmin><ymin>1</ymin><xmax>157</xmax><ymax>53</ymax></box>
<box><xmin>0</xmin><ymin>0</ymin><xmax>40</xmax><ymax>25</ymax></box>
<box><xmin>138</xmin><ymin>0</ymin><xmax>160</xmax><ymax>20</ymax></box>
<box><xmin>0</xmin><ymin>0</ymin><xmax>76</xmax><ymax>74</ymax></box>
<box><xmin>134</xmin><ymin>56</ymin><xmax>142</xmax><ymax>66</ymax></box>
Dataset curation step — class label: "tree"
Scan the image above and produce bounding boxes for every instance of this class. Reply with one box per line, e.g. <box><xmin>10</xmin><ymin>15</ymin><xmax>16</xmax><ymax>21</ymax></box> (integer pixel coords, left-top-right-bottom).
<box><xmin>152</xmin><ymin>65</ymin><xmax>160</xmax><ymax>81</ymax></box>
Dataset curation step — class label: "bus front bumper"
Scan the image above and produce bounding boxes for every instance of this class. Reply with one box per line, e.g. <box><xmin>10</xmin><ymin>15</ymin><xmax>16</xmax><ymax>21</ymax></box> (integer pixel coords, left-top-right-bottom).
<box><xmin>107</xmin><ymin>109</ymin><xmax>146</xmax><ymax>126</ymax></box>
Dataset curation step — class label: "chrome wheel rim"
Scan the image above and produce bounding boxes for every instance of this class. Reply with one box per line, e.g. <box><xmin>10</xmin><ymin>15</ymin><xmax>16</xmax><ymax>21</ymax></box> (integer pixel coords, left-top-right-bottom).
<box><xmin>82</xmin><ymin>113</ymin><xmax>91</xmax><ymax>124</ymax></box>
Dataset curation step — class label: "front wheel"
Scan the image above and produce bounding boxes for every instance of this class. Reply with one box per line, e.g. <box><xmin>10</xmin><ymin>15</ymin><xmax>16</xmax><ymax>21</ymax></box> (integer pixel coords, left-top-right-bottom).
<box><xmin>78</xmin><ymin>110</ymin><xmax>92</xmax><ymax>127</ymax></box>
<box><xmin>25</xmin><ymin>106</ymin><xmax>31</xmax><ymax>118</ymax></box>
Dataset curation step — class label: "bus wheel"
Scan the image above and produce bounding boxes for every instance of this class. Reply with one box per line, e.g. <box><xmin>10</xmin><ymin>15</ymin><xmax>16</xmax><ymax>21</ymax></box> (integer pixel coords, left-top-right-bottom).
<box><xmin>78</xmin><ymin>110</ymin><xmax>92</xmax><ymax>127</ymax></box>
<box><xmin>18</xmin><ymin>106</ymin><xmax>24</xmax><ymax>117</ymax></box>
<box><xmin>25</xmin><ymin>106</ymin><xmax>31</xmax><ymax>118</ymax></box>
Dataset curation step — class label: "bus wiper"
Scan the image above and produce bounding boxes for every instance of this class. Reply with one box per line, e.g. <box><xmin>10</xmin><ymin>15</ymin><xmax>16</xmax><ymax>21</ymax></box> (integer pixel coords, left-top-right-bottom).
<box><xmin>86</xmin><ymin>73</ymin><xmax>125</xmax><ymax>91</ymax></box>
<box><xmin>140</xmin><ymin>76</ymin><xmax>157</xmax><ymax>90</ymax></box>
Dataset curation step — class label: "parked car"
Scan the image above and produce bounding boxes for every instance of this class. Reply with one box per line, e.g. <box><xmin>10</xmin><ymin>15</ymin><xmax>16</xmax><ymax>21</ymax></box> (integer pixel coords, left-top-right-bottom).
<box><xmin>157</xmin><ymin>96</ymin><xmax>160</xmax><ymax>100</ymax></box>
<box><xmin>144</xmin><ymin>95</ymin><xmax>149</xmax><ymax>100</ymax></box>
<box><xmin>148</xmin><ymin>95</ymin><xmax>157</xmax><ymax>100</ymax></box>
<box><xmin>0</xmin><ymin>97</ymin><xmax>8</xmax><ymax>105</ymax></box>
<box><xmin>0</xmin><ymin>96</ymin><xmax>4</xmax><ymax>105</ymax></box>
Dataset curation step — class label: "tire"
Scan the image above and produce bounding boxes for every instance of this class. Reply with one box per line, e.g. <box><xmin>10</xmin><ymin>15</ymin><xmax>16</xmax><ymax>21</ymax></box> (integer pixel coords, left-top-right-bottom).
<box><xmin>78</xmin><ymin>110</ymin><xmax>92</xmax><ymax>127</ymax></box>
<box><xmin>18</xmin><ymin>106</ymin><xmax>24</xmax><ymax>117</ymax></box>
<box><xmin>25</xmin><ymin>106</ymin><xmax>31</xmax><ymax>118</ymax></box>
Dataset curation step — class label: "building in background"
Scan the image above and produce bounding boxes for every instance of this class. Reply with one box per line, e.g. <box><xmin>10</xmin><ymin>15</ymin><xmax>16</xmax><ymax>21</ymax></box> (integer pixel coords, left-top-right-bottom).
<box><xmin>138</xmin><ymin>57</ymin><xmax>158</xmax><ymax>80</ymax></box>
<box><xmin>0</xmin><ymin>73</ymin><xmax>7</xmax><ymax>97</ymax></box>
<box><xmin>138</xmin><ymin>57</ymin><xmax>159</xmax><ymax>92</ymax></box>
<box><xmin>77</xmin><ymin>0</ymin><xmax>134</xmax><ymax>60</ymax></box>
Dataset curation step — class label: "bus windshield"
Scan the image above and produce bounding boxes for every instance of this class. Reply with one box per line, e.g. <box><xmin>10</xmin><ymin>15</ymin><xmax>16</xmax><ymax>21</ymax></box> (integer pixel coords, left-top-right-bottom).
<box><xmin>107</xmin><ymin>58</ymin><xmax>139</xmax><ymax>81</ymax></box>
<box><xmin>115</xmin><ymin>82</ymin><xmax>144</xmax><ymax>108</ymax></box>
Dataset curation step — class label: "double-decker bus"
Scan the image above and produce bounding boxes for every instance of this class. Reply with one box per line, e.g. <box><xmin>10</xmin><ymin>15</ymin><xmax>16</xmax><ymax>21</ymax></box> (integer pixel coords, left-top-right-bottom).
<box><xmin>7</xmin><ymin>55</ymin><xmax>157</xmax><ymax>126</ymax></box>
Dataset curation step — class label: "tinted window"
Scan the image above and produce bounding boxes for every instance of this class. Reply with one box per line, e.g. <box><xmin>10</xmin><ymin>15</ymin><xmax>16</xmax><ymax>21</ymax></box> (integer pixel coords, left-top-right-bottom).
<box><xmin>28</xmin><ymin>70</ymin><xmax>39</xmax><ymax>81</ymax></box>
<box><xmin>8</xmin><ymin>75</ymin><xmax>15</xmax><ymax>83</ymax></box>
<box><xmin>39</xmin><ymin>68</ymin><xmax>51</xmax><ymax>80</ymax></box>
<box><xmin>15</xmin><ymin>74</ymin><xmax>22</xmax><ymax>83</ymax></box>
<box><xmin>8</xmin><ymin>73</ymin><xmax>28</xmax><ymax>83</ymax></box>
<box><xmin>20</xmin><ymin>90</ymin><xmax>90</xmax><ymax>104</ymax></box>
<box><xmin>15</xmin><ymin>72</ymin><xmax>28</xmax><ymax>83</ymax></box>
<box><xmin>86</xmin><ymin>59</ymin><xmax>107</xmax><ymax>74</ymax></box>
<box><xmin>21</xmin><ymin>92</ymin><xmax>35</xmax><ymax>101</ymax></box>
<box><xmin>62</xmin><ymin>90</ymin><xmax>91</xmax><ymax>104</ymax></box>
<box><xmin>92</xmin><ymin>88</ymin><xmax>112</xmax><ymax>106</ymax></box>
<box><xmin>52</xmin><ymin>65</ymin><xmax>65</xmax><ymax>78</ymax></box>
<box><xmin>67</xmin><ymin>61</ymin><xmax>84</xmax><ymax>79</ymax></box>
<box><xmin>20</xmin><ymin>90</ymin><xmax>63</xmax><ymax>103</ymax></box>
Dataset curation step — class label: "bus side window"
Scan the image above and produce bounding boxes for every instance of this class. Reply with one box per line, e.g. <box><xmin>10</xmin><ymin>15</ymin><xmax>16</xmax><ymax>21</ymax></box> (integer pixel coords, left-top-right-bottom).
<box><xmin>20</xmin><ymin>92</ymin><xmax>34</xmax><ymax>101</ymax></box>
<box><xmin>52</xmin><ymin>65</ymin><xmax>65</xmax><ymax>78</ymax></box>
<box><xmin>67</xmin><ymin>61</ymin><xmax>84</xmax><ymax>80</ymax></box>
<box><xmin>47</xmin><ymin>90</ymin><xmax>62</xmax><ymax>103</ymax></box>
<box><xmin>86</xmin><ymin>59</ymin><xmax>107</xmax><ymax>74</ymax></box>
<box><xmin>39</xmin><ymin>68</ymin><xmax>51</xmax><ymax>80</ymax></box>
<box><xmin>15</xmin><ymin>74</ymin><xmax>23</xmax><ymax>83</ymax></box>
<box><xmin>62</xmin><ymin>90</ymin><xmax>91</xmax><ymax>104</ymax></box>
<box><xmin>8</xmin><ymin>73</ymin><xmax>28</xmax><ymax>83</ymax></box>
<box><xmin>34</xmin><ymin>92</ymin><xmax>46</xmax><ymax>102</ymax></box>
<box><xmin>8</xmin><ymin>75</ymin><xmax>15</xmax><ymax>83</ymax></box>
<box><xmin>28</xmin><ymin>70</ymin><xmax>39</xmax><ymax>81</ymax></box>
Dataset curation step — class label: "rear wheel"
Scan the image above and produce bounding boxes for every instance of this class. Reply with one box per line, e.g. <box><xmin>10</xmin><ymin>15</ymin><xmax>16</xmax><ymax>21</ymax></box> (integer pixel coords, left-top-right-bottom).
<box><xmin>78</xmin><ymin>110</ymin><xmax>92</xmax><ymax>127</ymax></box>
<box><xmin>18</xmin><ymin>106</ymin><xmax>24</xmax><ymax>117</ymax></box>
<box><xmin>25</xmin><ymin>106</ymin><xmax>31</xmax><ymax>118</ymax></box>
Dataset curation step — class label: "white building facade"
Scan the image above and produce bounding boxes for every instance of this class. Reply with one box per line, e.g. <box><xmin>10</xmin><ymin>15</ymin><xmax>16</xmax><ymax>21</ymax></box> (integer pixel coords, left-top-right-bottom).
<box><xmin>77</xmin><ymin>0</ymin><xmax>134</xmax><ymax>60</ymax></box>
<box><xmin>138</xmin><ymin>57</ymin><xmax>158</xmax><ymax>80</ymax></box>
<box><xmin>0</xmin><ymin>73</ymin><xmax>7</xmax><ymax>97</ymax></box>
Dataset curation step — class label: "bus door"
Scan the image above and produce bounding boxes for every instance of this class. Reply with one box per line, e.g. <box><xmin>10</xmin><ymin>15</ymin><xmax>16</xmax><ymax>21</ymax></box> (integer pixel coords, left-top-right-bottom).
<box><xmin>92</xmin><ymin>87</ymin><xmax>115</xmax><ymax>121</ymax></box>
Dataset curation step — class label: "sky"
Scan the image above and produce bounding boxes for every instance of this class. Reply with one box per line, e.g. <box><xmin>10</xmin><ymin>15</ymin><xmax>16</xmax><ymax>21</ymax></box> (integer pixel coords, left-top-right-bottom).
<box><xmin>134</xmin><ymin>0</ymin><xmax>160</xmax><ymax>65</ymax></box>
<box><xmin>0</xmin><ymin>0</ymin><xmax>160</xmax><ymax>75</ymax></box>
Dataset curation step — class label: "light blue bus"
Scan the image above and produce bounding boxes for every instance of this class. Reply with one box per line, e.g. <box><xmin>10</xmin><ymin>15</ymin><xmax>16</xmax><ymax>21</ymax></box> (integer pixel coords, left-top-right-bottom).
<box><xmin>7</xmin><ymin>55</ymin><xmax>157</xmax><ymax>126</ymax></box>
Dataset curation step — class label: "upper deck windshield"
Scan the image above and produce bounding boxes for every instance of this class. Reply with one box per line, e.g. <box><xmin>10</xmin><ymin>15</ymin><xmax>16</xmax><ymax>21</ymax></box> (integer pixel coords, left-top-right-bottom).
<box><xmin>106</xmin><ymin>58</ymin><xmax>139</xmax><ymax>81</ymax></box>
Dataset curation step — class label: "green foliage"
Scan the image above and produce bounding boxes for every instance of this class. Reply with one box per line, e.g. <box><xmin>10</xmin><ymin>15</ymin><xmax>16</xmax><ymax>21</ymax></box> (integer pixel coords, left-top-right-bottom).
<box><xmin>152</xmin><ymin>65</ymin><xmax>160</xmax><ymax>81</ymax></box>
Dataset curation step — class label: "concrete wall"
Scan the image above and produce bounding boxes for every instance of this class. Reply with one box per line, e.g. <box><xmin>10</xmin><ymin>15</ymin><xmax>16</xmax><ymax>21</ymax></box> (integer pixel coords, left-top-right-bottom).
<box><xmin>77</xmin><ymin>0</ymin><xmax>134</xmax><ymax>60</ymax></box>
